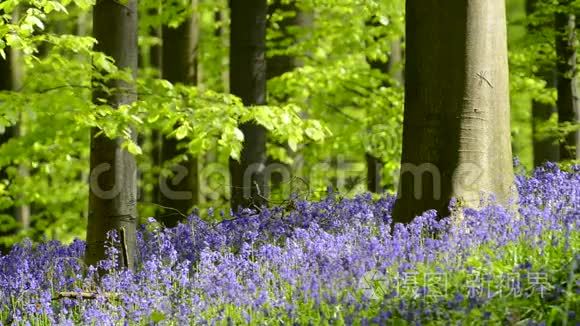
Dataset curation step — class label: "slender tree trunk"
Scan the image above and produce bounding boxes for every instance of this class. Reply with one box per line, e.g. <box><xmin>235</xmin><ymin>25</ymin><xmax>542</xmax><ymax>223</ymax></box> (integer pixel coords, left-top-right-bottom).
<box><xmin>267</xmin><ymin>0</ymin><xmax>297</xmax><ymax>80</ymax></box>
<box><xmin>366</xmin><ymin>39</ymin><xmax>402</xmax><ymax>193</ymax></box>
<box><xmin>526</xmin><ymin>0</ymin><xmax>560</xmax><ymax>166</ymax></box>
<box><xmin>229</xmin><ymin>0</ymin><xmax>268</xmax><ymax>210</ymax></box>
<box><xmin>532</xmin><ymin>86</ymin><xmax>560</xmax><ymax>166</ymax></box>
<box><xmin>0</xmin><ymin>39</ymin><xmax>18</xmax><ymax>254</ymax></box>
<box><xmin>266</xmin><ymin>0</ymin><xmax>298</xmax><ymax>196</ymax></box>
<box><xmin>393</xmin><ymin>0</ymin><xmax>514</xmax><ymax>223</ymax></box>
<box><xmin>140</xmin><ymin>7</ymin><xmax>162</xmax><ymax>71</ymax></box>
<box><xmin>555</xmin><ymin>1</ymin><xmax>579</xmax><ymax>160</ymax></box>
<box><xmin>216</xmin><ymin>2</ymin><xmax>230</xmax><ymax>92</ymax></box>
<box><xmin>158</xmin><ymin>3</ymin><xmax>200</xmax><ymax>226</ymax></box>
<box><xmin>0</xmin><ymin>9</ymin><xmax>29</xmax><ymax>245</ymax></box>
<box><xmin>145</xmin><ymin>7</ymin><xmax>163</xmax><ymax>213</ymax></box>
<box><xmin>85</xmin><ymin>0</ymin><xmax>138</xmax><ymax>269</ymax></box>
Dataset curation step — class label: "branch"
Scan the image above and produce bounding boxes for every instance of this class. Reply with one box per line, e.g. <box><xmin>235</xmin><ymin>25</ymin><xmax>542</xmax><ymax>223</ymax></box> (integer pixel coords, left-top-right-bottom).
<box><xmin>52</xmin><ymin>291</ymin><xmax>118</xmax><ymax>300</ymax></box>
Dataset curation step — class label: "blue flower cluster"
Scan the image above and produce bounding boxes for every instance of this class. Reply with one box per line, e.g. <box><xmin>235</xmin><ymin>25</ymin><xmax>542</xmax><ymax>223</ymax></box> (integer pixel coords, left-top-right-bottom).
<box><xmin>1</xmin><ymin>163</ymin><xmax>578</xmax><ymax>324</ymax></box>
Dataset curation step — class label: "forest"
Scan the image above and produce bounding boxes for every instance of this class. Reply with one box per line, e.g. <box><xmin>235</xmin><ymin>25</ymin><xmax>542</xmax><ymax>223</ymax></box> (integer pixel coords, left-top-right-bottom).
<box><xmin>0</xmin><ymin>0</ymin><xmax>578</xmax><ymax>324</ymax></box>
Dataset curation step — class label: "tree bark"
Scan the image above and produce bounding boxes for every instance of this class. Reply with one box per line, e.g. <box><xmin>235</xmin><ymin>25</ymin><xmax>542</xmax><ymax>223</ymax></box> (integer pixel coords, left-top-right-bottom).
<box><xmin>85</xmin><ymin>0</ymin><xmax>139</xmax><ymax>270</ymax></box>
<box><xmin>532</xmin><ymin>85</ymin><xmax>560</xmax><ymax>165</ymax></box>
<box><xmin>393</xmin><ymin>0</ymin><xmax>514</xmax><ymax>223</ymax></box>
<box><xmin>158</xmin><ymin>1</ymin><xmax>200</xmax><ymax>226</ymax></box>
<box><xmin>0</xmin><ymin>9</ymin><xmax>29</xmax><ymax>249</ymax></box>
<box><xmin>229</xmin><ymin>0</ymin><xmax>268</xmax><ymax>210</ymax></box>
<box><xmin>266</xmin><ymin>0</ymin><xmax>298</xmax><ymax>196</ymax></box>
<box><xmin>0</xmin><ymin>38</ymin><xmax>18</xmax><ymax>254</ymax></box>
<box><xmin>267</xmin><ymin>0</ymin><xmax>297</xmax><ymax>80</ymax></box>
<box><xmin>555</xmin><ymin>1</ymin><xmax>579</xmax><ymax>160</ymax></box>
<box><xmin>145</xmin><ymin>6</ymin><xmax>163</xmax><ymax>213</ymax></box>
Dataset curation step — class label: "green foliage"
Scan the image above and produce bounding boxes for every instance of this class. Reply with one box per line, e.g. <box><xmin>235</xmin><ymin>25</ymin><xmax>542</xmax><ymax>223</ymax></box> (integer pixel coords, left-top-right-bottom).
<box><xmin>0</xmin><ymin>0</ymin><xmax>577</xmax><ymax>247</ymax></box>
<box><xmin>0</xmin><ymin>0</ymin><xmax>329</xmax><ymax>247</ymax></box>
<box><xmin>268</xmin><ymin>0</ymin><xmax>405</xmax><ymax>197</ymax></box>
<box><xmin>508</xmin><ymin>0</ymin><xmax>580</xmax><ymax>170</ymax></box>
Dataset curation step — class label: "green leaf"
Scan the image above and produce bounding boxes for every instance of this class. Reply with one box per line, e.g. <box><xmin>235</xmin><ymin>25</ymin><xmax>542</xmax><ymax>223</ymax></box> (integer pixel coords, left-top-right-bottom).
<box><xmin>175</xmin><ymin>125</ymin><xmax>188</xmax><ymax>140</ymax></box>
<box><xmin>51</xmin><ymin>1</ymin><xmax>69</xmax><ymax>13</ymax></box>
<box><xmin>233</xmin><ymin>127</ymin><xmax>244</xmax><ymax>141</ymax></box>
<box><xmin>27</xmin><ymin>16</ymin><xmax>45</xmax><ymax>30</ymax></box>
<box><xmin>127</xmin><ymin>142</ymin><xmax>142</xmax><ymax>155</ymax></box>
<box><xmin>288</xmin><ymin>136</ymin><xmax>298</xmax><ymax>152</ymax></box>
<box><xmin>150</xmin><ymin>310</ymin><xmax>165</xmax><ymax>323</ymax></box>
<box><xmin>147</xmin><ymin>114</ymin><xmax>160</xmax><ymax>123</ymax></box>
<box><xmin>93</xmin><ymin>53</ymin><xmax>116</xmax><ymax>73</ymax></box>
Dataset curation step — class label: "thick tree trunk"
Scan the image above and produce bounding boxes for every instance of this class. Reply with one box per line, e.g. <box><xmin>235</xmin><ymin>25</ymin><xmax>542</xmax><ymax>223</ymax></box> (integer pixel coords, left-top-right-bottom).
<box><xmin>393</xmin><ymin>0</ymin><xmax>514</xmax><ymax>223</ymax></box>
<box><xmin>526</xmin><ymin>0</ymin><xmax>560</xmax><ymax>166</ymax></box>
<box><xmin>366</xmin><ymin>39</ymin><xmax>402</xmax><ymax>193</ymax></box>
<box><xmin>555</xmin><ymin>1</ymin><xmax>579</xmax><ymax>160</ymax></box>
<box><xmin>85</xmin><ymin>0</ymin><xmax>139</xmax><ymax>269</ymax></box>
<box><xmin>229</xmin><ymin>0</ymin><xmax>268</xmax><ymax>210</ymax></box>
<box><xmin>158</xmin><ymin>2</ymin><xmax>200</xmax><ymax>226</ymax></box>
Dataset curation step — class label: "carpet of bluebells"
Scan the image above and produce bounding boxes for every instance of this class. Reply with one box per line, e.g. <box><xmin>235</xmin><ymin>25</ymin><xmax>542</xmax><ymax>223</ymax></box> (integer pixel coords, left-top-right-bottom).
<box><xmin>1</xmin><ymin>163</ymin><xmax>579</xmax><ymax>325</ymax></box>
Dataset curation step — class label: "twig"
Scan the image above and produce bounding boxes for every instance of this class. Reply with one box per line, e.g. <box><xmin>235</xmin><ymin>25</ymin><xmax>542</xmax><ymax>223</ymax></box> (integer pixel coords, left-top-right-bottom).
<box><xmin>52</xmin><ymin>291</ymin><xmax>118</xmax><ymax>300</ymax></box>
<box><xmin>143</xmin><ymin>202</ymin><xmax>188</xmax><ymax>219</ymax></box>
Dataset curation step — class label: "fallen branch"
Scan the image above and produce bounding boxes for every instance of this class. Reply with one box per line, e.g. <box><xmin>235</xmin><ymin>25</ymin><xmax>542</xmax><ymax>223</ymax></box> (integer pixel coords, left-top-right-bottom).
<box><xmin>52</xmin><ymin>291</ymin><xmax>118</xmax><ymax>300</ymax></box>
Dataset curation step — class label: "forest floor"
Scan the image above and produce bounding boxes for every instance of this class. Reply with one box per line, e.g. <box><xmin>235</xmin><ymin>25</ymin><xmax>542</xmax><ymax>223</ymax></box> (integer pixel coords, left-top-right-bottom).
<box><xmin>0</xmin><ymin>163</ymin><xmax>578</xmax><ymax>325</ymax></box>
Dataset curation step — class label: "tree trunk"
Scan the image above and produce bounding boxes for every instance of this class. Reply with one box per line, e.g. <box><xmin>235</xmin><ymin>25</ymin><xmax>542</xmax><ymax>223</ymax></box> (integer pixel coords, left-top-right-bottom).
<box><xmin>0</xmin><ymin>39</ymin><xmax>18</xmax><ymax>254</ymax></box>
<box><xmin>526</xmin><ymin>0</ymin><xmax>560</xmax><ymax>166</ymax></box>
<box><xmin>158</xmin><ymin>2</ymin><xmax>200</xmax><ymax>226</ymax></box>
<box><xmin>266</xmin><ymin>0</ymin><xmax>298</xmax><ymax>197</ymax></box>
<box><xmin>532</xmin><ymin>89</ymin><xmax>560</xmax><ymax>166</ymax></box>
<box><xmin>393</xmin><ymin>0</ymin><xmax>514</xmax><ymax>223</ymax></box>
<box><xmin>267</xmin><ymin>0</ymin><xmax>297</xmax><ymax>80</ymax></box>
<box><xmin>555</xmin><ymin>1</ymin><xmax>579</xmax><ymax>160</ymax></box>
<box><xmin>0</xmin><ymin>9</ymin><xmax>29</xmax><ymax>247</ymax></box>
<box><xmin>146</xmin><ymin>6</ymin><xmax>163</xmax><ymax>213</ymax></box>
<box><xmin>366</xmin><ymin>39</ymin><xmax>402</xmax><ymax>193</ymax></box>
<box><xmin>229</xmin><ymin>0</ymin><xmax>268</xmax><ymax>210</ymax></box>
<box><xmin>85</xmin><ymin>0</ymin><xmax>139</xmax><ymax>270</ymax></box>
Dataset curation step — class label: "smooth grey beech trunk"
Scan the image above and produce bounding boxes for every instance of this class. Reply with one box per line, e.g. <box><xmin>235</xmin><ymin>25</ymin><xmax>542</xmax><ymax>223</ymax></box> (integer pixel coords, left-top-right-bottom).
<box><xmin>229</xmin><ymin>0</ymin><xmax>268</xmax><ymax>210</ymax></box>
<box><xmin>85</xmin><ymin>0</ymin><xmax>139</xmax><ymax>269</ymax></box>
<box><xmin>158</xmin><ymin>1</ymin><xmax>200</xmax><ymax>226</ymax></box>
<box><xmin>555</xmin><ymin>0</ymin><xmax>579</xmax><ymax>160</ymax></box>
<box><xmin>393</xmin><ymin>0</ymin><xmax>514</xmax><ymax>223</ymax></box>
<box><xmin>526</xmin><ymin>0</ymin><xmax>560</xmax><ymax>166</ymax></box>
